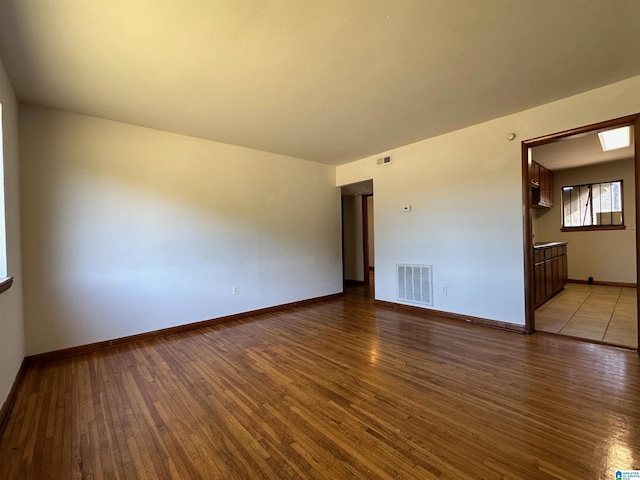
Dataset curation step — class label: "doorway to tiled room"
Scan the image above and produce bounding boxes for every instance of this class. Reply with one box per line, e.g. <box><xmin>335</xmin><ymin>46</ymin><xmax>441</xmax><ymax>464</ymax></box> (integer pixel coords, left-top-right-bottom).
<box><xmin>523</xmin><ymin>114</ymin><xmax>640</xmax><ymax>352</ymax></box>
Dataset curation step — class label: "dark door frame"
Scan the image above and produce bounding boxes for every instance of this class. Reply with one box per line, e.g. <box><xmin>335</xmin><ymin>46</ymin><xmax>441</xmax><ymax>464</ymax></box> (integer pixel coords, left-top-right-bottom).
<box><xmin>362</xmin><ymin>194</ymin><xmax>373</xmax><ymax>285</ymax></box>
<box><xmin>521</xmin><ymin>113</ymin><xmax>640</xmax><ymax>354</ymax></box>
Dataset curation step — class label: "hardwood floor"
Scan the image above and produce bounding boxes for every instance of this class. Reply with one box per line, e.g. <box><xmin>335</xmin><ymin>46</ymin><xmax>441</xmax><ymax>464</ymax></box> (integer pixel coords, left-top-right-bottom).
<box><xmin>1</xmin><ymin>290</ymin><xmax>639</xmax><ymax>479</ymax></box>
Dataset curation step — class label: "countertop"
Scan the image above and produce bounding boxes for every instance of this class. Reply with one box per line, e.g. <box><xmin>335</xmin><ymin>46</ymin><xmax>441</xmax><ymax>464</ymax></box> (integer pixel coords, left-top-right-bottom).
<box><xmin>533</xmin><ymin>241</ymin><xmax>567</xmax><ymax>249</ymax></box>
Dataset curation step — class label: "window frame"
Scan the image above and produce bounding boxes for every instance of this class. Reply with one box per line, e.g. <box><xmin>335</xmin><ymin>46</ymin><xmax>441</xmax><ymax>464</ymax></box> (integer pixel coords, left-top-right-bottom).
<box><xmin>0</xmin><ymin>101</ymin><xmax>12</xmax><ymax>294</ymax></box>
<box><xmin>560</xmin><ymin>179</ymin><xmax>625</xmax><ymax>232</ymax></box>
<box><xmin>0</xmin><ymin>277</ymin><xmax>13</xmax><ymax>294</ymax></box>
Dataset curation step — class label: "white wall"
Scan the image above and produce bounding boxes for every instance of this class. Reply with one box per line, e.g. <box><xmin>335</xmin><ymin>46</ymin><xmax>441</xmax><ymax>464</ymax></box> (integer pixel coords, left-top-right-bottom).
<box><xmin>342</xmin><ymin>195</ymin><xmax>364</xmax><ymax>281</ymax></box>
<box><xmin>534</xmin><ymin>158</ymin><xmax>636</xmax><ymax>284</ymax></box>
<box><xmin>0</xmin><ymin>57</ymin><xmax>25</xmax><ymax>409</ymax></box>
<box><xmin>337</xmin><ymin>75</ymin><xmax>640</xmax><ymax>326</ymax></box>
<box><xmin>20</xmin><ymin>106</ymin><xmax>342</xmax><ymax>355</ymax></box>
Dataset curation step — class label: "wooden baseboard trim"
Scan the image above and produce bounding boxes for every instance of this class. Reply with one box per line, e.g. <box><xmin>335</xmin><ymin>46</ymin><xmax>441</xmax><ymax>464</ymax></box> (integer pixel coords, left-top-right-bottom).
<box><xmin>568</xmin><ymin>279</ymin><xmax>637</xmax><ymax>288</ymax></box>
<box><xmin>374</xmin><ymin>300</ymin><xmax>526</xmax><ymax>333</ymax></box>
<box><xmin>0</xmin><ymin>358</ymin><xmax>26</xmax><ymax>441</ymax></box>
<box><xmin>25</xmin><ymin>292</ymin><xmax>343</xmax><ymax>365</ymax></box>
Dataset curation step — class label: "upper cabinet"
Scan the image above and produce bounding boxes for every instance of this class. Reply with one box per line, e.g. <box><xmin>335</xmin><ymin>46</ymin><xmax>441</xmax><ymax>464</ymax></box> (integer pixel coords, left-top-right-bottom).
<box><xmin>530</xmin><ymin>160</ymin><xmax>553</xmax><ymax>208</ymax></box>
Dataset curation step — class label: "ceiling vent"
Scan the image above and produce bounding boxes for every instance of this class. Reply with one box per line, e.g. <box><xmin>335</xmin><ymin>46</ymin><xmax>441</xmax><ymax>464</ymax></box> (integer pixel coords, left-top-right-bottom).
<box><xmin>397</xmin><ymin>264</ymin><xmax>433</xmax><ymax>306</ymax></box>
<box><xmin>376</xmin><ymin>155</ymin><xmax>392</xmax><ymax>166</ymax></box>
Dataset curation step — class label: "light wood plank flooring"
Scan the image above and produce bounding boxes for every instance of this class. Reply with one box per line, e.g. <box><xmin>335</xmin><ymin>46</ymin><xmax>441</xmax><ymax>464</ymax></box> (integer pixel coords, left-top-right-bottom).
<box><xmin>1</xmin><ymin>291</ymin><xmax>639</xmax><ymax>479</ymax></box>
<box><xmin>535</xmin><ymin>283</ymin><xmax>638</xmax><ymax>349</ymax></box>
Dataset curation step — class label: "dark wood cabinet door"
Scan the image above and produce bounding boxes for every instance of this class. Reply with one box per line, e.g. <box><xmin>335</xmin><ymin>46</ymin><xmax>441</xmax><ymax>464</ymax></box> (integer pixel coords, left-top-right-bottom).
<box><xmin>551</xmin><ymin>256</ymin><xmax>561</xmax><ymax>293</ymax></box>
<box><xmin>539</xmin><ymin>166</ymin><xmax>553</xmax><ymax>207</ymax></box>
<box><xmin>530</xmin><ymin>161</ymin><xmax>553</xmax><ymax>208</ymax></box>
<box><xmin>534</xmin><ymin>244</ymin><xmax>568</xmax><ymax>308</ymax></box>
<box><xmin>544</xmin><ymin>260</ymin><xmax>553</xmax><ymax>300</ymax></box>
<box><xmin>534</xmin><ymin>262</ymin><xmax>545</xmax><ymax>306</ymax></box>
<box><xmin>530</xmin><ymin>161</ymin><xmax>540</xmax><ymax>186</ymax></box>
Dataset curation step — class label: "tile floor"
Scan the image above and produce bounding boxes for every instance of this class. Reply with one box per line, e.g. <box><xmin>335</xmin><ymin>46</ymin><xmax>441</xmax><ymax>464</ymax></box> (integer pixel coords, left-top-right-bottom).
<box><xmin>535</xmin><ymin>283</ymin><xmax>638</xmax><ymax>349</ymax></box>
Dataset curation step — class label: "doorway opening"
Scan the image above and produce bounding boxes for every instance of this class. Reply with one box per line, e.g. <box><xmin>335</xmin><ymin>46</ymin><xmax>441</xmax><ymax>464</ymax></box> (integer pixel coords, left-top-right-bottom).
<box><xmin>341</xmin><ymin>180</ymin><xmax>374</xmax><ymax>298</ymax></box>
<box><xmin>522</xmin><ymin>114</ymin><xmax>640</xmax><ymax>352</ymax></box>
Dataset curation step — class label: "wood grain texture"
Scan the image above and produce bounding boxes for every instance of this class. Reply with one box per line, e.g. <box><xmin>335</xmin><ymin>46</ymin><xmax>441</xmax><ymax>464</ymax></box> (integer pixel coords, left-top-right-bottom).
<box><xmin>24</xmin><ymin>293</ymin><xmax>343</xmax><ymax>366</ymax></box>
<box><xmin>1</xmin><ymin>290</ymin><xmax>639</xmax><ymax>479</ymax></box>
<box><xmin>375</xmin><ymin>299</ymin><xmax>526</xmax><ymax>333</ymax></box>
<box><xmin>0</xmin><ymin>359</ymin><xmax>25</xmax><ymax>440</ymax></box>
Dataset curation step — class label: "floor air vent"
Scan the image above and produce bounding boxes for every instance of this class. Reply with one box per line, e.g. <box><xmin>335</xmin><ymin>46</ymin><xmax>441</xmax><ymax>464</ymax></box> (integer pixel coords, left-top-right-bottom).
<box><xmin>397</xmin><ymin>264</ymin><xmax>433</xmax><ymax>306</ymax></box>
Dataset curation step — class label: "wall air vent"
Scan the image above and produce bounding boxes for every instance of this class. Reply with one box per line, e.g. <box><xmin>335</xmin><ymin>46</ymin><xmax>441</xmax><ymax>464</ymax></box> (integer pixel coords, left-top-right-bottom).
<box><xmin>376</xmin><ymin>155</ymin><xmax>392</xmax><ymax>166</ymax></box>
<box><xmin>397</xmin><ymin>264</ymin><xmax>433</xmax><ymax>306</ymax></box>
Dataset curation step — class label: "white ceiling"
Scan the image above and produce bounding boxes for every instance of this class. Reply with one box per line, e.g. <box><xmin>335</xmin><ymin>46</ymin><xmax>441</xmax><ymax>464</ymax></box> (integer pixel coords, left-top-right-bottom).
<box><xmin>532</xmin><ymin>127</ymin><xmax>635</xmax><ymax>171</ymax></box>
<box><xmin>1</xmin><ymin>1</ymin><xmax>640</xmax><ymax>166</ymax></box>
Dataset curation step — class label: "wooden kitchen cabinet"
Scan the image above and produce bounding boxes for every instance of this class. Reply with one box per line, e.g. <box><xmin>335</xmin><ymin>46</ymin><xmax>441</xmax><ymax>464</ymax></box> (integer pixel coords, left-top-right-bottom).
<box><xmin>533</xmin><ymin>242</ymin><xmax>567</xmax><ymax>308</ymax></box>
<box><xmin>539</xmin><ymin>165</ymin><xmax>552</xmax><ymax>207</ymax></box>
<box><xmin>529</xmin><ymin>161</ymin><xmax>540</xmax><ymax>187</ymax></box>
<box><xmin>534</xmin><ymin>261</ymin><xmax>546</xmax><ymax>306</ymax></box>
<box><xmin>530</xmin><ymin>160</ymin><xmax>553</xmax><ymax>208</ymax></box>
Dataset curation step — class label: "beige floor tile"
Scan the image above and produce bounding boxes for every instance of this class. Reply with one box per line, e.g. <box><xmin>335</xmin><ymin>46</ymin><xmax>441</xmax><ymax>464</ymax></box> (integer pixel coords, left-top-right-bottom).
<box><xmin>608</xmin><ymin>326</ymin><xmax>638</xmax><ymax>337</ymax></box>
<box><xmin>535</xmin><ymin>312</ymin><xmax>572</xmax><ymax>323</ymax></box>
<box><xmin>619</xmin><ymin>290</ymin><xmax>638</xmax><ymax>302</ymax></box>
<box><xmin>591</xmin><ymin>285</ymin><xmax>621</xmax><ymax>293</ymax></box>
<box><xmin>589</xmin><ymin>287</ymin><xmax>621</xmax><ymax>295</ymax></box>
<box><xmin>586</xmin><ymin>298</ymin><xmax>621</xmax><ymax>307</ymax></box>
<box><xmin>602</xmin><ymin>333</ymin><xmax>638</xmax><ymax>348</ymax></box>
<box><xmin>546</xmin><ymin>294</ymin><xmax>583</xmax><ymax>302</ymax></box>
<box><xmin>549</xmin><ymin>285</ymin><xmax>588</xmax><ymax>296</ymax></box>
<box><xmin>565</xmin><ymin>314</ymin><xmax>608</xmax><ymax>325</ymax></box>
<box><xmin>612</xmin><ymin>300</ymin><xmax>636</xmax><ymax>309</ymax></box>
<box><xmin>535</xmin><ymin>316</ymin><xmax>567</xmax><ymax>334</ymax></box>
<box><xmin>536</xmin><ymin>284</ymin><xmax>638</xmax><ymax>346</ymax></box>
<box><xmin>609</xmin><ymin>316</ymin><xmax>637</xmax><ymax>327</ymax></box>
<box><xmin>619</xmin><ymin>287</ymin><xmax>637</xmax><ymax>299</ymax></box>
<box><xmin>614</xmin><ymin>294</ymin><xmax>636</xmax><ymax>302</ymax></box>
<box><xmin>571</xmin><ymin>310</ymin><xmax>612</xmax><ymax>321</ymax></box>
<box><xmin>614</xmin><ymin>298</ymin><xmax>636</xmax><ymax>307</ymax></box>
<box><xmin>587</xmin><ymin>296</ymin><xmax>621</xmax><ymax>303</ymax></box>
<box><xmin>564</xmin><ymin>283</ymin><xmax>594</xmax><ymax>291</ymax></box>
<box><xmin>545</xmin><ymin>304</ymin><xmax>584</xmax><ymax>314</ymax></box>
<box><xmin>539</xmin><ymin>305</ymin><xmax>579</xmax><ymax>318</ymax></box>
<box><xmin>605</xmin><ymin>329</ymin><xmax>638</xmax><ymax>341</ymax></box>
<box><xmin>563</xmin><ymin>320</ymin><xmax>608</xmax><ymax>334</ymax></box>
<box><xmin>579</xmin><ymin>299</ymin><xmax>617</xmax><ymax>309</ymax></box>
<box><xmin>605</xmin><ymin>321</ymin><xmax>638</xmax><ymax>332</ymax></box>
<box><xmin>559</xmin><ymin>299</ymin><xmax>586</xmax><ymax>305</ymax></box>
<box><xmin>551</xmin><ymin>291</ymin><xmax>590</xmax><ymax>301</ymax></box>
<box><xmin>557</xmin><ymin>327</ymin><xmax>604</xmax><ymax>341</ymax></box>
<box><xmin>611</xmin><ymin>307</ymin><xmax>636</xmax><ymax>319</ymax></box>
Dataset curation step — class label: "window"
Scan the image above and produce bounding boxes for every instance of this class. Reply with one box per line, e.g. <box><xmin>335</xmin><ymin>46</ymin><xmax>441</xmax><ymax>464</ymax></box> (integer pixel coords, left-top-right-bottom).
<box><xmin>561</xmin><ymin>180</ymin><xmax>624</xmax><ymax>230</ymax></box>
<box><xmin>0</xmin><ymin>100</ymin><xmax>12</xmax><ymax>294</ymax></box>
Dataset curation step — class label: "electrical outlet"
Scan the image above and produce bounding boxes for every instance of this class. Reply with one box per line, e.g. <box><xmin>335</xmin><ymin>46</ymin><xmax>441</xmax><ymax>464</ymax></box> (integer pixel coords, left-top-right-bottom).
<box><xmin>232</xmin><ymin>285</ymin><xmax>239</xmax><ymax>295</ymax></box>
<box><xmin>440</xmin><ymin>285</ymin><xmax>447</xmax><ymax>294</ymax></box>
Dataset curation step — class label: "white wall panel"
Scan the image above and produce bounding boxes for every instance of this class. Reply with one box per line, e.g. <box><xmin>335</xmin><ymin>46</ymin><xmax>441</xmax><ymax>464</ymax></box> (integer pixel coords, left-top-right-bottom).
<box><xmin>337</xmin><ymin>75</ymin><xmax>640</xmax><ymax>325</ymax></box>
<box><xmin>20</xmin><ymin>107</ymin><xmax>342</xmax><ymax>354</ymax></box>
<box><xmin>0</xmin><ymin>56</ymin><xmax>25</xmax><ymax>409</ymax></box>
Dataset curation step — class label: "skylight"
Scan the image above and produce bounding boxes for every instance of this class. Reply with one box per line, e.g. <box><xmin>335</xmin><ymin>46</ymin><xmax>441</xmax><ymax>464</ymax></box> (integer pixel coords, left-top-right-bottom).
<box><xmin>598</xmin><ymin>126</ymin><xmax>631</xmax><ymax>151</ymax></box>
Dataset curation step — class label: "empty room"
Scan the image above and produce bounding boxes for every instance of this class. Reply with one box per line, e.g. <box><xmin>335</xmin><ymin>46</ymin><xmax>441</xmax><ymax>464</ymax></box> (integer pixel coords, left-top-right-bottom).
<box><xmin>1</xmin><ymin>1</ymin><xmax>639</xmax><ymax>479</ymax></box>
